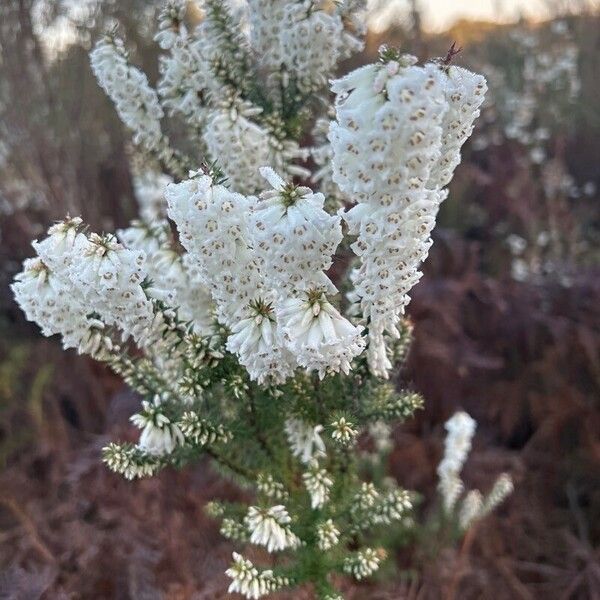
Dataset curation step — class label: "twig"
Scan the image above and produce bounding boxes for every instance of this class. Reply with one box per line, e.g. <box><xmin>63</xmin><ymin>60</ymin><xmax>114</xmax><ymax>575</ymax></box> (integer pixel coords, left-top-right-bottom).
<box><xmin>204</xmin><ymin>447</ymin><xmax>254</xmax><ymax>481</ymax></box>
<box><xmin>0</xmin><ymin>496</ymin><xmax>55</xmax><ymax>563</ymax></box>
<box><xmin>445</xmin><ymin>524</ymin><xmax>476</xmax><ymax>600</ymax></box>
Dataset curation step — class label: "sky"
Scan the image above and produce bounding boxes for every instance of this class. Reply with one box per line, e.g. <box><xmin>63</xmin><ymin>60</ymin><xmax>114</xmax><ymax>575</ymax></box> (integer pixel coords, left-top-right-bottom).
<box><xmin>368</xmin><ymin>0</ymin><xmax>599</xmax><ymax>31</ymax></box>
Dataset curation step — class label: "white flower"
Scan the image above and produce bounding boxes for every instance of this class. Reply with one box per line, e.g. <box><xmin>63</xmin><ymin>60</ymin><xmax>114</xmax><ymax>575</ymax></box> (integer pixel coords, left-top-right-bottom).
<box><xmin>31</xmin><ymin>217</ymin><xmax>87</xmax><ymax>272</ymax></box>
<box><xmin>245</xmin><ymin>505</ymin><xmax>300</xmax><ymax>553</ymax></box>
<box><xmin>278</xmin><ymin>292</ymin><xmax>365</xmax><ymax>378</ymax></box>
<box><xmin>316</xmin><ymin>519</ymin><xmax>340</xmax><ymax>551</ymax></box>
<box><xmin>250</xmin><ymin>167</ymin><xmax>342</xmax><ymax>295</ymax></box>
<box><xmin>285</xmin><ymin>418</ymin><xmax>326</xmax><ymax>464</ymax></box>
<box><xmin>226</xmin><ymin>297</ymin><xmax>294</xmax><ymax>384</ymax></box>
<box><xmin>130</xmin><ymin>398</ymin><xmax>184</xmax><ymax>456</ymax></box>
<box><xmin>303</xmin><ymin>462</ymin><xmax>333</xmax><ymax>509</ymax></box>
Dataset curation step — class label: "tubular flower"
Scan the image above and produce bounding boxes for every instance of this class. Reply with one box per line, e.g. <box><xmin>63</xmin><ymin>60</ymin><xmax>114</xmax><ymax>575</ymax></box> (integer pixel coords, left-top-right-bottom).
<box><xmin>245</xmin><ymin>505</ymin><xmax>300</xmax><ymax>553</ymax></box>
<box><xmin>130</xmin><ymin>397</ymin><xmax>184</xmax><ymax>456</ymax></box>
<box><xmin>250</xmin><ymin>167</ymin><xmax>342</xmax><ymax>295</ymax></box>
<box><xmin>278</xmin><ymin>291</ymin><xmax>365</xmax><ymax>378</ymax></box>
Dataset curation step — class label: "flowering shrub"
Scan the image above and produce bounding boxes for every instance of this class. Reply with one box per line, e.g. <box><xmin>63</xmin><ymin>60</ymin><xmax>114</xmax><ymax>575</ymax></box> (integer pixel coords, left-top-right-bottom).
<box><xmin>470</xmin><ymin>20</ymin><xmax>595</xmax><ymax>285</ymax></box>
<box><xmin>11</xmin><ymin>1</ymin><xmax>512</xmax><ymax>597</ymax></box>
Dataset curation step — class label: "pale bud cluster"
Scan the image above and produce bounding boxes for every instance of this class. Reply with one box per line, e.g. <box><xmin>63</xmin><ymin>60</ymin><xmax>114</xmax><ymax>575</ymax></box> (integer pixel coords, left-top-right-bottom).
<box><xmin>316</xmin><ymin>519</ymin><xmax>340</xmax><ymax>551</ymax></box>
<box><xmin>226</xmin><ymin>552</ymin><xmax>290</xmax><ymax>599</ymax></box>
<box><xmin>438</xmin><ymin>412</ymin><xmax>513</xmax><ymax>528</ymax></box>
<box><xmin>330</xmin><ymin>417</ymin><xmax>358</xmax><ymax>446</ymax></box>
<box><xmin>437</xmin><ymin>411</ymin><xmax>476</xmax><ymax>511</ymax></box>
<box><xmin>303</xmin><ymin>461</ymin><xmax>333</xmax><ymax>509</ymax></box>
<box><xmin>343</xmin><ymin>548</ymin><xmax>385</xmax><ymax>580</ymax></box>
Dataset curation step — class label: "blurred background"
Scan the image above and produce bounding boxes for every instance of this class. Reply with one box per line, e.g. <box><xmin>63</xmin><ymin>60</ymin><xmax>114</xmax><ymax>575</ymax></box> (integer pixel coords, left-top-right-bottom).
<box><xmin>0</xmin><ymin>0</ymin><xmax>599</xmax><ymax>598</ymax></box>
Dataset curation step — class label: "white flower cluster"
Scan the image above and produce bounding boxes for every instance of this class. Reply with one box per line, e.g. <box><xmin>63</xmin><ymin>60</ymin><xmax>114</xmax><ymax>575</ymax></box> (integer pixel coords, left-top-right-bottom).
<box><xmin>226</xmin><ymin>552</ymin><xmax>290</xmax><ymax>599</ymax></box>
<box><xmin>156</xmin><ymin>3</ymin><xmax>212</xmax><ymax>129</ymax></box>
<box><xmin>12</xmin><ymin>218</ymin><xmax>158</xmax><ymax>357</ymax></box>
<box><xmin>203</xmin><ymin>101</ymin><xmax>272</xmax><ymax>194</ymax></box>
<box><xmin>245</xmin><ymin>505</ymin><xmax>300</xmax><ymax>553</ymax></box>
<box><xmin>247</xmin><ymin>0</ymin><xmax>290</xmax><ymax>69</ymax></box>
<box><xmin>249</xmin><ymin>0</ymin><xmax>364</xmax><ymax>79</ymax></box>
<box><xmin>117</xmin><ymin>219</ymin><xmax>214</xmax><ymax>334</ymax></box>
<box><xmin>438</xmin><ymin>411</ymin><xmax>513</xmax><ymax>528</ymax></box>
<box><xmin>250</xmin><ymin>167</ymin><xmax>342</xmax><ymax>294</ymax></box>
<box><xmin>330</xmin><ymin>54</ymin><xmax>487</xmax><ymax>378</ymax></box>
<box><xmin>437</xmin><ymin>411</ymin><xmax>476</xmax><ymax>511</ymax></box>
<box><xmin>280</xmin><ymin>1</ymin><xmax>344</xmax><ymax>93</ymax></box>
<box><xmin>132</xmin><ymin>169</ymin><xmax>172</xmax><ymax>223</ymax></box>
<box><xmin>90</xmin><ymin>36</ymin><xmax>164</xmax><ymax>151</ymax></box>
<box><xmin>166</xmin><ymin>169</ymin><xmax>365</xmax><ymax>383</ymax></box>
<box><xmin>165</xmin><ymin>173</ymin><xmax>294</xmax><ymax>383</ymax></box>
